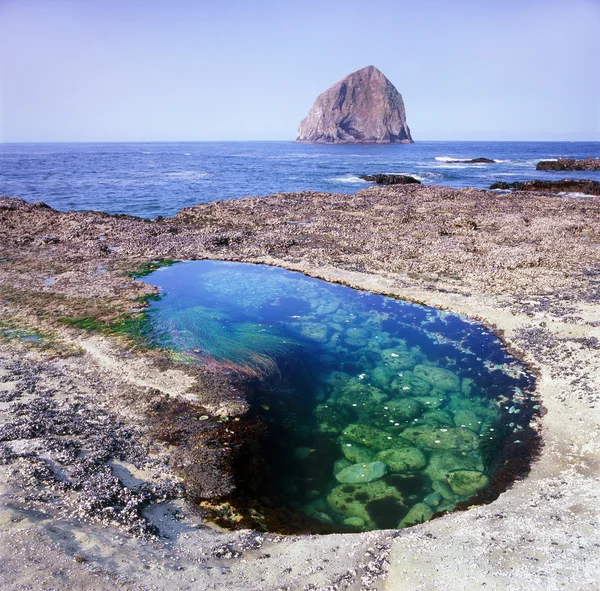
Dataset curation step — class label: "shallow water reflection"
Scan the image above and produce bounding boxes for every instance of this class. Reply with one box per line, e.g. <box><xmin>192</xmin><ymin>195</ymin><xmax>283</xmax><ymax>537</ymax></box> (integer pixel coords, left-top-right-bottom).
<box><xmin>142</xmin><ymin>261</ymin><xmax>537</xmax><ymax>532</ymax></box>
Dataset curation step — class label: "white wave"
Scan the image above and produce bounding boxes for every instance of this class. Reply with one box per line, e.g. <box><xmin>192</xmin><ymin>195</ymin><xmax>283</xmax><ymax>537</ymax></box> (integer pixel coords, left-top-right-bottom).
<box><xmin>557</xmin><ymin>191</ymin><xmax>593</xmax><ymax>198</ymax></box>
<box><xmin>428</xmin><ymin>164</ymin><xmax>470</xmax><ymax>169</ymax></box>
<box><xmin>329</xmin><ymin>175</ymin><xmax>369</xmax><ymax>184</ymax></box>
<box><xmin>435</xmin><ymin>156</ymin><xmax>457</xmax><ymax>162</ymax></box>
<box><xmin>184</xmin><ymin>153</ymin><xmax>192</xmax><ymax>156</ymax></box>
<box><xmin>378</xmin><ymin>171</ymin><xmax>439</xmax><ymax>182</ymax></box>
<box><xmin>164</xmin><ymin>171</ymin><xmax>209</xmax><ymax>180</ymax></box>
<box><xmin>538</xmin><ymin>158</ymin><xmax>558</xmax><ymax>162</ymax></box>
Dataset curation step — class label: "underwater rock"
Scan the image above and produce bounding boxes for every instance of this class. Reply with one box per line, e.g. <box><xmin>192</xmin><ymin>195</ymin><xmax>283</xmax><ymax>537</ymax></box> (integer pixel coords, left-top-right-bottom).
<box><xmin>342</xmin><ymin>423</ymin><xmax>404</xmax><ymax>451</ymax></box>
<box><xmin>453</xmin><ymin>409</ymin><xmax>481</xmax><ymax>432</ymax></box>
<box><xmin>413</xmin><ymin>396</ymin><xmax>445</xmax><ymax>410</ymax></box>
<box><xmin>423</xmin><ymin>491</ymin><xmax>443</xmax><ymax>508</ymax></box>
<box><xmin>327</xmin><ymin>480</ymin><xmax>406</xmax><ymax>525</ymax></box>
<box><xmin>316</xmin><ymin>301</ymin><xmax>339</xmax><ymax>315</ymax></box>
<box><xmin>343</xmin><ymin>516</ymin><xmax>366</xmax><ymax>528</ymax></box>
<box><xmin>400</xmin><ymin>425</ymin><xmax>479</xmax><ymax>451</ymax></box>
<box><xmin>335</xmin><ymin>461</ymin><xmax>388</xmax><ymax>484</ymax></box>
<box><xmin>413</xmin><ymin>365</ymin><xmax>460</xmax><ymax>392</ymax></box>
<box><xmin>461</xmin><ymin>377</ymin><xmax>475</xmax><ymax>396</ymax></box>
<box><xmin>371</xmin><ymin>398</ymin><xmax>423</xmax><ymax>430</ymax></box>
<box><xmin>447</xmin><ymin>470</ymin><xmax>489</xmax><ymax>497</ymax></box>
<box><xmin>314</xmin><ymin>403</ymin><xmax>355</xmax><ymax>435</ymax></box>
<box><xmin>381</xmin><ymin>348</ymin><xmax>418</xmax><ymax>371</ymax></box>
<box><xmin>371</xmin><ymin>366</ymin><xmax>397</xmax><ymax>389</ymax></box>
<box><xmin>420</xmin><ymin>409</ymin><xmax>454</xmax><ymax>427</ymax></box>
<box><xmin>424</xmin><ymin>450</ymin><xmax>484</xmax><ymax>482</ymax></box>
<box><xmin>300</xmin><ymin>322</ymin><xmax>329</xmax><ymax>343</ymax></box>
<box><xmin>346</xmin><ymin>327</ymin><xmax>370</xmax><ymax>341</ymax></box>
<box><xmin>333</xmin><ymin>458</ymin><xmax>352</xmax><ymax>475</ymax></box>
<box><xmin>432</xmin><ymin>479</ymin><xmax>456</xmax><ymax>501</ymax></box>
<box><xmin>390</xmin><ymin>372</ymin><xmax>432</xmax><ymax>397</ymax></box>
<box><xmin>334</xmin><ymin>380</ymin><xmax>389</xmax><ymax>410</ymax></box>
<box><xmin>341</xmin><ymin>443</ymin><xmax>375</xmax><ymax>463</ymax></box>
<box><xmin>374</xmin><ymin>447</ymin><xmax>427</xmax><ymax>473</ymax></box>
<box><xmin>399</xmin><ymin>502</ymin><xmax>434</xmax><ymax>527</ymax></box>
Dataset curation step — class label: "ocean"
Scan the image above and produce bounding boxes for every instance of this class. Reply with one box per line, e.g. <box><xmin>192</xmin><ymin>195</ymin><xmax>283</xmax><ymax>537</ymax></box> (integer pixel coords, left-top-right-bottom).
<box><xmin>1</xmin><ymin>141</ymin><xmax>598</xmax><ymax>219</ymax></box>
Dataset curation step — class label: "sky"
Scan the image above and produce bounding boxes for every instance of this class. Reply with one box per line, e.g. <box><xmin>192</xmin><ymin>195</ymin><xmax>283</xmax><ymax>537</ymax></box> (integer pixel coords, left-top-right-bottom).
<box><xmin>1</xmin><ymin>0</ymin><xmax>599</xmax><ymax>142</ymax></box>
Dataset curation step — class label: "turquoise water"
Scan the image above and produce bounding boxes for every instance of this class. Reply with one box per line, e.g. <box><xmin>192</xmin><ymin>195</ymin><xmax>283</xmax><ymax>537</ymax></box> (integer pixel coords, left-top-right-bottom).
<box><xmin>142</xmin><ymin>261</ymin><xmax>537</xmax><ymax>532</ymax></box>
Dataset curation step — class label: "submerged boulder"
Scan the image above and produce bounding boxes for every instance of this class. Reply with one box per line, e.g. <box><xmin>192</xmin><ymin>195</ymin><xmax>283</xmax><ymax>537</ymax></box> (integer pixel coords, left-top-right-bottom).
<box><xmin>399</xmin><ymin>502</ymin><xmax>434</xmax><ymax>527</ymax></box>
<box><xmin>297</xmin><ymin>66</ymin><xmax>413</xmax><ymax>144</ymax></box>
<box><xmin>447</xmin><ymin>470</ymin><xmax>489</xmax><ymax>497</ymax></box>
<box><xmin>342</xmin><ymin>423</ymin><xmax>403</xmax><ymax>450</ymax></box>
<box><xmin>375</xmin><ymin>447</ymin><xmax>427</xmax><ymax>473</ymax></box>
<box><xmin>335</xmin><ymin>461</ymin><xmax>388</xmax><ymax>484</ymax></box>
<box><xmin>413</xmin><ymin>365</ymin><xmax>460</xmax><ymax>393</ymax></box>
<box><xmin>400</xmin><ymin>424</ymin><xmax>479</xmax><ymax>452</ymax></box>
<box><xmin>341</xmin><ymin>443</ymin><xmax>374</xmax><ymax>464</ymax></box>
<box><xmin>424</xmin><ymin>449</ymin><xmax>485</xmax><ymax>482</ymax></box>
<box><xmin>327</xmin><ymin>479</ymin><xmax>407</xmax><ymax>526</ymax></box>
<box><xmin>381</xmin><ymin>348</ymin><xmax>419</xmax><ymax>371</ymax></box>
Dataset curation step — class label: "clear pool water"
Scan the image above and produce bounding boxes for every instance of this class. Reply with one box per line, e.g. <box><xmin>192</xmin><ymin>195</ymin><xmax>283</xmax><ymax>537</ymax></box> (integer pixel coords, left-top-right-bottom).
<box><xmin>142</xmin><ymin>260</ymin><xmax>537</xmax><ymax>532</ymax></box>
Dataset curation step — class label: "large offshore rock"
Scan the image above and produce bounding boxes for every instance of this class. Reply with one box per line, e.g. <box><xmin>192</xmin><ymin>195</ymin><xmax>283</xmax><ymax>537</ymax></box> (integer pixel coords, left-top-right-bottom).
<box><xmin>296</xmin><ymin>66</ymin><xmax>413</xmax><ymax>144</ymax></box>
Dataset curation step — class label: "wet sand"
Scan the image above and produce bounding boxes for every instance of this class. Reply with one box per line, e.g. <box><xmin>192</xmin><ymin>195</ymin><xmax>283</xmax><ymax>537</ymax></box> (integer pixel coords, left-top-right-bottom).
<box><xmin>0</xmin><ymin>185</ymin><xmax>599</xmax><ymax>590</ymax></box>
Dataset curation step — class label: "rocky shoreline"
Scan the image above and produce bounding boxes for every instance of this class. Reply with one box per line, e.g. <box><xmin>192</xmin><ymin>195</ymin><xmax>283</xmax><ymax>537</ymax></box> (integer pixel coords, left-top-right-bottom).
<box><xmin>1</xmin><ymin>184</ymin><xmax>599</xmax><ymax>590</ymax></box>
<box><xmin>489</xmin><ymin>178</ymin><xmax>600</xmax><ymax>196</ymax></box>
<box><xmin>536</xmin><ymin>158</ymin><xmax>600</xmax><ymax>171</ymax></box>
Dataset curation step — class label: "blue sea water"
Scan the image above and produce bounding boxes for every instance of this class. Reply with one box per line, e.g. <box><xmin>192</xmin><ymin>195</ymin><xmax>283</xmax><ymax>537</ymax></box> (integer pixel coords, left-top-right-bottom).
<box><xmin>1</xmin><ymin>141</ymin><xmax>598</xmax><ymax>218</ymax></box>
<box><xmin>141</xmin><ymin>261</ymin><xmax>537</xmax><ymax>532</ymax></box>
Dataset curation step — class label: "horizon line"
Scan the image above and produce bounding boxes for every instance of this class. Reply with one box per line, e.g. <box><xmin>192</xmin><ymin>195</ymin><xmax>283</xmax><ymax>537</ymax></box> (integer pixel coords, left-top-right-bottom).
<box><xmin>2</xmin><ymin>139</ymin><xmax>599</xmax><ymax>145</ymax></box>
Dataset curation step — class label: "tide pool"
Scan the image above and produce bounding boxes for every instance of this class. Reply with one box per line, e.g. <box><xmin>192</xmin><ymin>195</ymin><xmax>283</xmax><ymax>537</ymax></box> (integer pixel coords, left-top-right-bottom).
<box><xmin>141</xmin><ymin>260</ymin><xmax>538</xmax><ymax>532</ymax></box>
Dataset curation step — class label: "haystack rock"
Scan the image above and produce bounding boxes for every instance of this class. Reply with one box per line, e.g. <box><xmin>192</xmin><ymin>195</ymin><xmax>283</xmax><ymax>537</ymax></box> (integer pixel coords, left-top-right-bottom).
<box><xmin>296</xmin><ymin>66</ymin><xmax>413</xmax><ymax>144</ymax></box>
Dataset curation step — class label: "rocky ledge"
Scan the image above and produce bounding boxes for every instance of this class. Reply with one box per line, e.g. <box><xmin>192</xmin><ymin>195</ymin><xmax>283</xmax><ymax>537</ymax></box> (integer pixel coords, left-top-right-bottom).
<box><xmin>536</xmin><ymin>158</ymin><xmax>600</xmax><ymax>171</ymax></box>
<box><xmin>0</xmin><ymin>185</ymin><xmax>599</xmax><ymax>590</ymax></box>
<box><xmin>490</xmin><ymin>179</ymin><xmax>600</xmax><ymax>196</ymax></box>
<box><xmin>360</xmin><ymin>174</ymin><xmax>421</xmax><ymax>185</ymax></box>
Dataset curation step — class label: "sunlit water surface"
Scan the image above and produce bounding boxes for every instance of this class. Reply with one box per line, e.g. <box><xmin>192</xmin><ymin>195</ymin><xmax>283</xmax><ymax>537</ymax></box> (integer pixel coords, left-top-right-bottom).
<box><xmin>142</xmin><ymin>261</ymin><xmax>537</xmax><ymax>532</ymax></box>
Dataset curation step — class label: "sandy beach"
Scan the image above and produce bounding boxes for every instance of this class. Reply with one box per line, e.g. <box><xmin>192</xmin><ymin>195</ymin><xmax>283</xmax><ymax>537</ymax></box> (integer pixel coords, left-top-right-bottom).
<box><xmin>0</xmin><ymin>184</ymin><xmax>598</xmax><ymax>590</ymax></box>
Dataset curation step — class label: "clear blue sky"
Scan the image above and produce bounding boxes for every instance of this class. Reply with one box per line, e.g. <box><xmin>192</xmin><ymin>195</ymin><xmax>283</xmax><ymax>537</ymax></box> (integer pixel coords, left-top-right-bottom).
<box><xmin>1</xmin><ymin>0</ymin><xmax>598</xmax><ymax>142</ymax></box>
